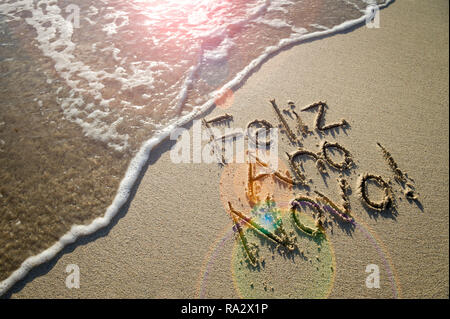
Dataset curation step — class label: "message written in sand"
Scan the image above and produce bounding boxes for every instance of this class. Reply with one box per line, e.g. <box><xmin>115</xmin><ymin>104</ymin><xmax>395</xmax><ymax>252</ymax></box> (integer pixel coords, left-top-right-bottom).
<box><xmin>203</xmin><ymin>99</ymin><xmax>419</xmax><ymax>268</ymax></box>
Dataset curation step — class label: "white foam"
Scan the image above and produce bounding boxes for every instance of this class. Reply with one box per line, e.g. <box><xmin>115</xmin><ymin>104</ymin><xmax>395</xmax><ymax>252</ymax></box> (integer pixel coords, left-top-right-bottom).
<box><xmin>203</xmin><ymin>37</ymin><xmax>235</xmax><ymax>61</ymax></box>
<box><xmin>88</xmin><ymin>5</ymin><xmax>99</xmax><ymax>16</ymax></box>
<box><xmin>254</xmin><ymin>17</ymin><xmax>292</xmax><ymax>29</ymax></box>
<box><xmin>0</xmin><ymin>0</ymin><xmax>177</xmax><ymax>151</ymax></box>
<box><xmin>84</xmin><ymin>17</ymin><xmax>96</xmax><ymax>26</ymax></box>
<box><xmin>310</xmin><ymin>24</ymin><xmax>329</xmax><ymax>30</ymax></box>
<box><xmin>0</xmin><ymin>0</ymin><xmax>394</xmax><ymax>296</ymax></box>
<box><xmin>267</xmin><ymin>0</ymin><xmax>294</xmax><ymax>13</ymax></box>
<box><xmin>102</xmin><ymin>10</ymin><xmax>129</xmax><ymax>36</ymax></box>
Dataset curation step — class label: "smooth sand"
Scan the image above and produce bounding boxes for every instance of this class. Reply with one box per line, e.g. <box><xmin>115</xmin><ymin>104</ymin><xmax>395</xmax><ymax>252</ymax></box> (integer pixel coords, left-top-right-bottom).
<box><xmin>7</xmin><ymin>0</ymin><xmax>448</xmax><ymax>298</ymax></box>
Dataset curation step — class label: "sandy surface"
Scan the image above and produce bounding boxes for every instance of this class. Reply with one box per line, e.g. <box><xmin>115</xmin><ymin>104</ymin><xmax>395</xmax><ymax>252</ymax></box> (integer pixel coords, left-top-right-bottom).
<box><xmin>6</xmin><ymin>0</ymin><xmax>448</xmax><ymax>298</ymax></box>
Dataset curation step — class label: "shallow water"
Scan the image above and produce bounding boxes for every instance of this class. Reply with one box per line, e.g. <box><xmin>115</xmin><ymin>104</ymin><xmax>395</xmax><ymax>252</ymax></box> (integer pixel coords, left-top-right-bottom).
<box><xmin>0</xmin><ymin>0</ymin><xmax>388</xmax><ymax>292</ymax></box>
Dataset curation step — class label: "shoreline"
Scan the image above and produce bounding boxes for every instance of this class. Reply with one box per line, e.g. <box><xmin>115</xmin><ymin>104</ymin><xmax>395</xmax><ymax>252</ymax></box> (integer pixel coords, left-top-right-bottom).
<box><xmin>4</xmin><ymin>0</ymin><xmax>449</xmax><ymax>298</ymax></box>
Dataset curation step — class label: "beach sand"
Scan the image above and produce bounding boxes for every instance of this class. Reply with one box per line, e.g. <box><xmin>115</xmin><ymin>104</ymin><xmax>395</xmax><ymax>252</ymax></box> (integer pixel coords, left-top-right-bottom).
<box><xmin>6</xmin><ymin>0</ymin><xmax>448</xmax><ymax>298</ymax></box>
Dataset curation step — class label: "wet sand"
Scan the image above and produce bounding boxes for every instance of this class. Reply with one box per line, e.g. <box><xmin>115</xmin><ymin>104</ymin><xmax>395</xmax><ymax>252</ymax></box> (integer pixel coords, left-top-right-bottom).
<box><xmin>0</xmin><ymin>18</ymin><xmax>132</xmax><ymax>285</ymax></box>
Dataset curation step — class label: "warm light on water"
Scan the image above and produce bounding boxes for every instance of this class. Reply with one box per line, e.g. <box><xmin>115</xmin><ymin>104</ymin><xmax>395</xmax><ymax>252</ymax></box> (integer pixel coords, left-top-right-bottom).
<box><xmin>0</xmin><ymin>0</ymin><xmax>379</xmax><ymax>153</ymax></box>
